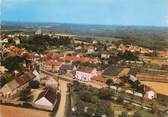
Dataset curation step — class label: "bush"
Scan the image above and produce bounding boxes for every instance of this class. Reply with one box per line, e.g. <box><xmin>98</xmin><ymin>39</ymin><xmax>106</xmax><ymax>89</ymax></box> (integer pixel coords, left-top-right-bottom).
<box><xmin>80</xmin><ymin>91</ymin><xmax>92</xmax><ymax>102</ymax></box>
<box><xmin>117</xmin><ymin>95</ymin><xmax>124</xmax><ymax>103</ymax></box>
<box><xmin>98</xmin><ymin>88</ymin><xmax>112</xmax><ymax>100</ymax></box>
<box><xmin>3</xmin><ymin>56</ymin><xmax>26</xmax><ymax>72</ymax></box>
<box><xmin>91</xmin><ymin>96</ymin><xmax>100</xmax><ymax>104</ymax></box>
<box><xmin>133</xmin><ymin>109</ymin><xmax>157</xmax><ymax>117</ymax></box>
<box><xmin>29</xmin><ymin>80</ymin><xmax>39</xmax><ymax>89</ymax></box>
<box><xmin>19</xmin><ymin>88</ymin><xmax>31</xmax><ymax>101</ymax></box>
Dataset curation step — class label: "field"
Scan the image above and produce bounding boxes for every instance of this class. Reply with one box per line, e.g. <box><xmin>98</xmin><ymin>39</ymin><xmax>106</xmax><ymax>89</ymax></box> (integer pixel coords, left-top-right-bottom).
<box><xmin>142</xmin><ymin>81</ymin><xmax>168</xmax><ymax>96</ymax></box>
<box><xmin>0</xmin><ymin>105</ymin><xmax>50</xmax><ymax>117</ymax></box>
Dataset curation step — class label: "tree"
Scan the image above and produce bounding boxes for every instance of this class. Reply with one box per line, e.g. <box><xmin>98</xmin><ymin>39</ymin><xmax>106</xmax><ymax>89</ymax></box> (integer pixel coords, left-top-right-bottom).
<box><xmin>131</xmin><ymin>80</ymin><xmax>141</xmax><ymax>91</ymax></box>
<box><xmin>91</xmin><ymin>96</ymin><xmax>100</xmax><ymax>104</ymax></box>
<box><xmin>134</xmin><ymin>109</ymin><xmax>157</xmax><ymax>117</ymax></box>
<box><xmin>118</xmin><ymin>51</ymin><xmax>139</xmax><ymax>61</ymax></box>
<box><xmin>3</xmin><ymin>56</ymin><xmax>26</xmax><ymax>72</ymax></box>
<box><xmin>29</xmin><ymin>80</ymin><xmax>40</xmax><ymax>89</ymax></box>
<box><xmin>96</xmin><ymin>101</ymin><xmax>114</xmax><ymax>117</ymax></box>
<box><xmin>20</xmin><ymin>88</ymin><xmax>32</xmax><ymax>101</ymax></box>
<box><xmin>151</xmin><ymin>101</ymin><xmax>158</xmax><ymax>115</ymax></box>
<box><xmin>106</xmin><ymin>79</ymin><xmax>113</xmax><ymax>87</ymax></box>
<box><xmin>80</xmin><ymin>91</ymin><xmax>92</xmax><ymax>102</ymax></box>
<box><xmin>0</xmin><ymin>76</ymin><xmax>6</xmax><ymax>87</ymax></box>
<box><xmin>137</xmin><ymin>85</ymin><xmax>144</xmax><ymax>94</ymax></box>
<box><xmin>117</xmin><ymin>95</ymin><xmax>124</xmax><ymax>103</ymax></box>
<box><xmin>120</xmin><ymin>112</ymin><xmax>128</xmax><ymax>117</ymax></box>
<box><xmin>98</xmin><ymin>88</ymin><xmax>113</xmax><ymax>100</ymax></box>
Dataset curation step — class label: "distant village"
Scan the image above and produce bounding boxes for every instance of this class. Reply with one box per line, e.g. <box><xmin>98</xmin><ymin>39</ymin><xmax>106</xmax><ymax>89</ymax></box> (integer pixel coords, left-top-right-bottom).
<box><xmin>0</xmin><ymin>30</ymin><xmax>168</xmax><ymax>117</ymax></box>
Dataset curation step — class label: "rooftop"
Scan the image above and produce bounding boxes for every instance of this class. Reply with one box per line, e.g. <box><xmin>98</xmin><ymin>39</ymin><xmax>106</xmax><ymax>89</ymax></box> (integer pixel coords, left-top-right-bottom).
<box><xmin>35</xmin><ymin>88</ymin><xmax>57</xmax><ymax>104</ymax></box>
<box><xmin>103</xmin><ymin>66</ymin><xmax>124</xmax><ymax>78</ymax></box>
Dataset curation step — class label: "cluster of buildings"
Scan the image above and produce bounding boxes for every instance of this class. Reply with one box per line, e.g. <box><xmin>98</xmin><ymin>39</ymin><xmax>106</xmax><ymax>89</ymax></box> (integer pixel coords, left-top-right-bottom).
<box><xmin>39</xmin><ymin>52</ymin><xmax>157</xmax><ymax>100</ymax></box>
<box><xmin>0</xmin><ymin>32</ymin><xmax>168</xmax><ymax>112</ymax></box>
<box><xmin>0</xmin><ymin>45</ymin><xmax>59</xmax><ymax>111</ymax></box>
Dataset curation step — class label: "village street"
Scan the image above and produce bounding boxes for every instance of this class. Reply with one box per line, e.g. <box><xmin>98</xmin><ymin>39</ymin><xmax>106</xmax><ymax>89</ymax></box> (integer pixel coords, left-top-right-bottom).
<box><xmin>55</xmin><ymin>80</ymin><xmax>68</xmax><ymax>117</ymax></box>
<box><xmin>41</xmin><ymin>70</ymin><xmax>105</xmax><ymax>117</ymax></box>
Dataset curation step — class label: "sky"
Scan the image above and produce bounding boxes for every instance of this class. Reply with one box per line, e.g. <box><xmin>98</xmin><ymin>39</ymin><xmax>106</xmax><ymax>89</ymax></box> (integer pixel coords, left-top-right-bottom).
<box><xmin>1</xmin><ymin>0</ymin><xmax>168</xmax><ymax>27</ymax></box>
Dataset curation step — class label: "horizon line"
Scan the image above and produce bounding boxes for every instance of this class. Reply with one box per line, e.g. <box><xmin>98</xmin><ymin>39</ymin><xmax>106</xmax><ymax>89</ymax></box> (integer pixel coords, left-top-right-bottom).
<box><xmin>1</xmin><ymin>20</ymin><xmax>168</xmax><ymax>28</ymax></box>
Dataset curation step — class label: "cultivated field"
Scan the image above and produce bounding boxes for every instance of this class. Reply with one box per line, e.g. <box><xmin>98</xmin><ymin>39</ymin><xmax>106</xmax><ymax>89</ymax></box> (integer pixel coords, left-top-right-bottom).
<box><xmin>0</xmin><ymin>105</ymin><xmax>50</xmax><ymax>117</ymax></box>
<box><xmin>142</xmin><ymin>81</ymin><xmax>168</xmax><ymax>96</ymax></box>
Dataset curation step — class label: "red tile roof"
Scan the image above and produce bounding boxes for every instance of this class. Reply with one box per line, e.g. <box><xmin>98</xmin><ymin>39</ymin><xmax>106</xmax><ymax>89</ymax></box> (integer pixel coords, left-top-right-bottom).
<box><xmin>9</xmin><ymin>46</ymin><xmax>23</xmax><ymax>55</ymax></box>
<box><xmin>64</xmin><ymin>56</ymin><xmax>79</xmax><ymax>62</ymax></box>
<box><xmin>47</xmin><ymin>53</ymin><xmax>64</xmax><ymax>59</ymax></box>
<box><xmin>157</xmin><ymin>51</ymin><xmax>168</xmax><ymax>57</ymax></box>
<box><xmin>91</xmin><ymin>75</ymin><xmax>107</xmax><ymax>83</ymax></box>
<box><xmin>22</xmin><ymin>52</ymin><xmax>34</xmax><ymax>59</ymax></box>
<box><xmin>64</xmin><ymin>56</ymin><xmax>97</xmax><ymax>63</ymax></box>
<box><xmin>144</xmin><ymin>85</ymin><xmax>154</xmax><ymax>92</ymax></box>
<box><xmin>79</xmin><ymin>57</ymin><xmax>97</xmax><ymax>63</ymax></box>
<box><xmin>45</xmin><ymin>61</ymin><xmax>63</xmax><ymax>66</ymax></box>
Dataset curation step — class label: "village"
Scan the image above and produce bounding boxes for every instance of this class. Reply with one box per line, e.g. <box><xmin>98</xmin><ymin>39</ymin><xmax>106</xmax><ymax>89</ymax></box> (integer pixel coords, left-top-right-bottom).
<box><xmin>0</xmin><ymin>31</ymin><xmax>168</xmax><ymax>117</ymax></box>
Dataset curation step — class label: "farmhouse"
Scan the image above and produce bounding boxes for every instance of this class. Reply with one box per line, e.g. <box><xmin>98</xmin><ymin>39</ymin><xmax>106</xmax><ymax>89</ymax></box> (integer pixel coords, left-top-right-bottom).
<box><xmin>41</xmin><ymin>60</ymin><xmax>63</xmax><ymax>72</ymax></box>
<box><xmin>59</xmin><ymin>64</ymin><xmax>76</xmax><ymax>75</ymax></box>
<box><xmin>103</xmin><ymin>66</ymin><xmax>130</xmax><ymax>83</ymax></box>
<box><xmin>144</xmin><ymin>85</ymin><xmax>157</xmax><ymax>99</ymax></box>
<box><xmin>75</xmin><ymin>66</ymin><xmax>97</xmax><ymax>82</ymax></box>
<box><xmin>0</xmin><ymin>72</ymin><xmax>36</xmax><ymax>97</ymax></box>
<box><xmin>34</xmin><ymin>88</ymin><xmax>57</xmax><ymax>111</ymax></box>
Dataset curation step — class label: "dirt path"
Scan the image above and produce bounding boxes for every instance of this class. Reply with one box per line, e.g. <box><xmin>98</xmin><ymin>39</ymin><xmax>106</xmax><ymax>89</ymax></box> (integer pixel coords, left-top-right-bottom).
<box><xmin>55</xmin><ymin>80</ymin><xmax>68</xmax><ymax>117</ymax></box>
<box><xmin>0</xmin><ymin>105</ymin><xmax>50</xmax><ymax>117</ymax></box>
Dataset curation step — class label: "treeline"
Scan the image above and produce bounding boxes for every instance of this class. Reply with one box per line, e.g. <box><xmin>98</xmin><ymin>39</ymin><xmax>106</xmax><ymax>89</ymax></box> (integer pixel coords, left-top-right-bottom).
<box><xmin>20</xmin><ymin>35</ymin><xmax>71</xmax><ymax>53</ymax></box>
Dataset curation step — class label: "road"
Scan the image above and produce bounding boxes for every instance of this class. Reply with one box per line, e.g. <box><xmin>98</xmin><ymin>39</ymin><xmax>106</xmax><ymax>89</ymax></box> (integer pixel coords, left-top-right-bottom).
<box><xmin>41</xmin><ymin>70</ymin><xmax>69</xmax><ymax>117</ymax></box>
<box><xmin>55</xmin><ymin>80</ymin><xmax>68</xmax><ymax>117</ymax></box>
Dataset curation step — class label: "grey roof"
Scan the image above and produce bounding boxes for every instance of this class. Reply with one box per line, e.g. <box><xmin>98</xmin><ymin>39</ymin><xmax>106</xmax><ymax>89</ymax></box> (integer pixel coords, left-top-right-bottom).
<box><xmin>36</xmin><ymin>88</ymin><xmax>57</xmax><ymax>104</ymax></box>
<box><xmin>60</xmin><ymin>64</ymin><xmax>73</xmax><ymax>70</ymax></box>
<box><xmin>103</xmin><ymin>66</ymin><xmax>123</xmax><ymax>78</ymax></box>
<box><xmin>4</xmin><ymin>72</ymin><xmax>35</xmax><ymax>91</ymax></box>
<box><xmin>6</xmin><ymin>80</ymin><xmax>19</xmax><ymax>91</ymax></box>
<box><xmin>15</xmin><ymin>72</ymin><xmax>36</xmax><ymax>86</ymax></box>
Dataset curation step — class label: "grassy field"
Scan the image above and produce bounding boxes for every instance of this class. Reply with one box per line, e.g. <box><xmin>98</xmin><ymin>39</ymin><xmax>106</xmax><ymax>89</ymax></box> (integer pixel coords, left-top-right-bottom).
<box><xmin>142</xmin><ymin>81</ymin><xmax>168</xmax><ymax>96</ymax></box>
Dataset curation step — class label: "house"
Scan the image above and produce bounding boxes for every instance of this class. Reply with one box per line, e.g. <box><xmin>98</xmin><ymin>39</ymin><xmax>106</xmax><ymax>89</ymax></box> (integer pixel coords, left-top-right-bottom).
<box><xmin>92</xmin><ymin>40</ymin><xmax>98</xmax><ymax>44</ymax></box>
<box><xmin>34</xmin><ymin>88</ymin><xmax>57</xmax><ymax>111</ymax></box>
<box><xmin>87</xmin><ymin>46</ymin><xmax>95</xmax><ymax>54</ymax></box>
<box><xmin>59</xmin><ymin>64</ymin><xmax>76</xmax><ymax>75</ymax></box>
<box><xmin>75</xmin><ymin>46</ymin><xmax>82</xmax><ymax>50</ymax></box>
<box><xmin>64</xmin><ymin>55</ymin><xmax>97</xmax><ymax>63</ymax></box>
<box><xmin>103</xmin><ymin>66</ymin><xmax>130</xmax><ymax>83</ymax></box>
<box><xmin>0</xmin><ymin>66</ymin><xmax>8</xmax><ymax>73</ymax></box>
<box><xmin>47</xmin><ymin>53</ymin><xmax>64</xmax><ymax>60</ymax></box>
<box><xmin>75</xmin><ymin>66</ymin><xmax>97</xmax><ymax>82</ymax></box>
<box><xmin>129</xmin><ymin>75</ymin><xmax>138</xmax><ymax>82</ymax></box>
<box><xmin>14</xmin><ymin>38</ymin><xmax>20</xmax><ymax>45</ymax></box>
<box><xmin>45</xmin><ymin>78</ymin><xmax>59</xmax><ymax>89</ymax></box>
<box><xmin>0</xmin><ymin>72</ymin><xmax>36</xmax><ymax>97</ymax></box>
<box><xmin>101</xmin><ymin>52</ymin><xmax>110</xmax><ymax>59</ymax></box>
<box><xmin>157</xmin><ymin>50</ymin><xmax>168</xmax><ymax>58</ymax></box>
<box><xmin>128</xmin><ymin>68</ymin><xmax>139</xmax><ymax>77</ymax></box>
<box><xmin>42</xmin><ymin>60</ymin><xmax>63</xmax><ymax>72</ymax></box>
<box><xmin>144</xmin><ymin>85</ymin><xmax>157</xmax><ymax>99</ymax></box>
<box><xmin>33</xmin><ymin>70</ymin><xmax>40</xmax><ymax>81</ymax></box>
<box><xmin>91</xmin><ymin>75</ymin><xmax>107</xmax><ymax>84</ymax></box>
<box><xmin>64</xmin><ymin>56</ymin><xmax>79</xmax><ymax>63</ymax></box>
